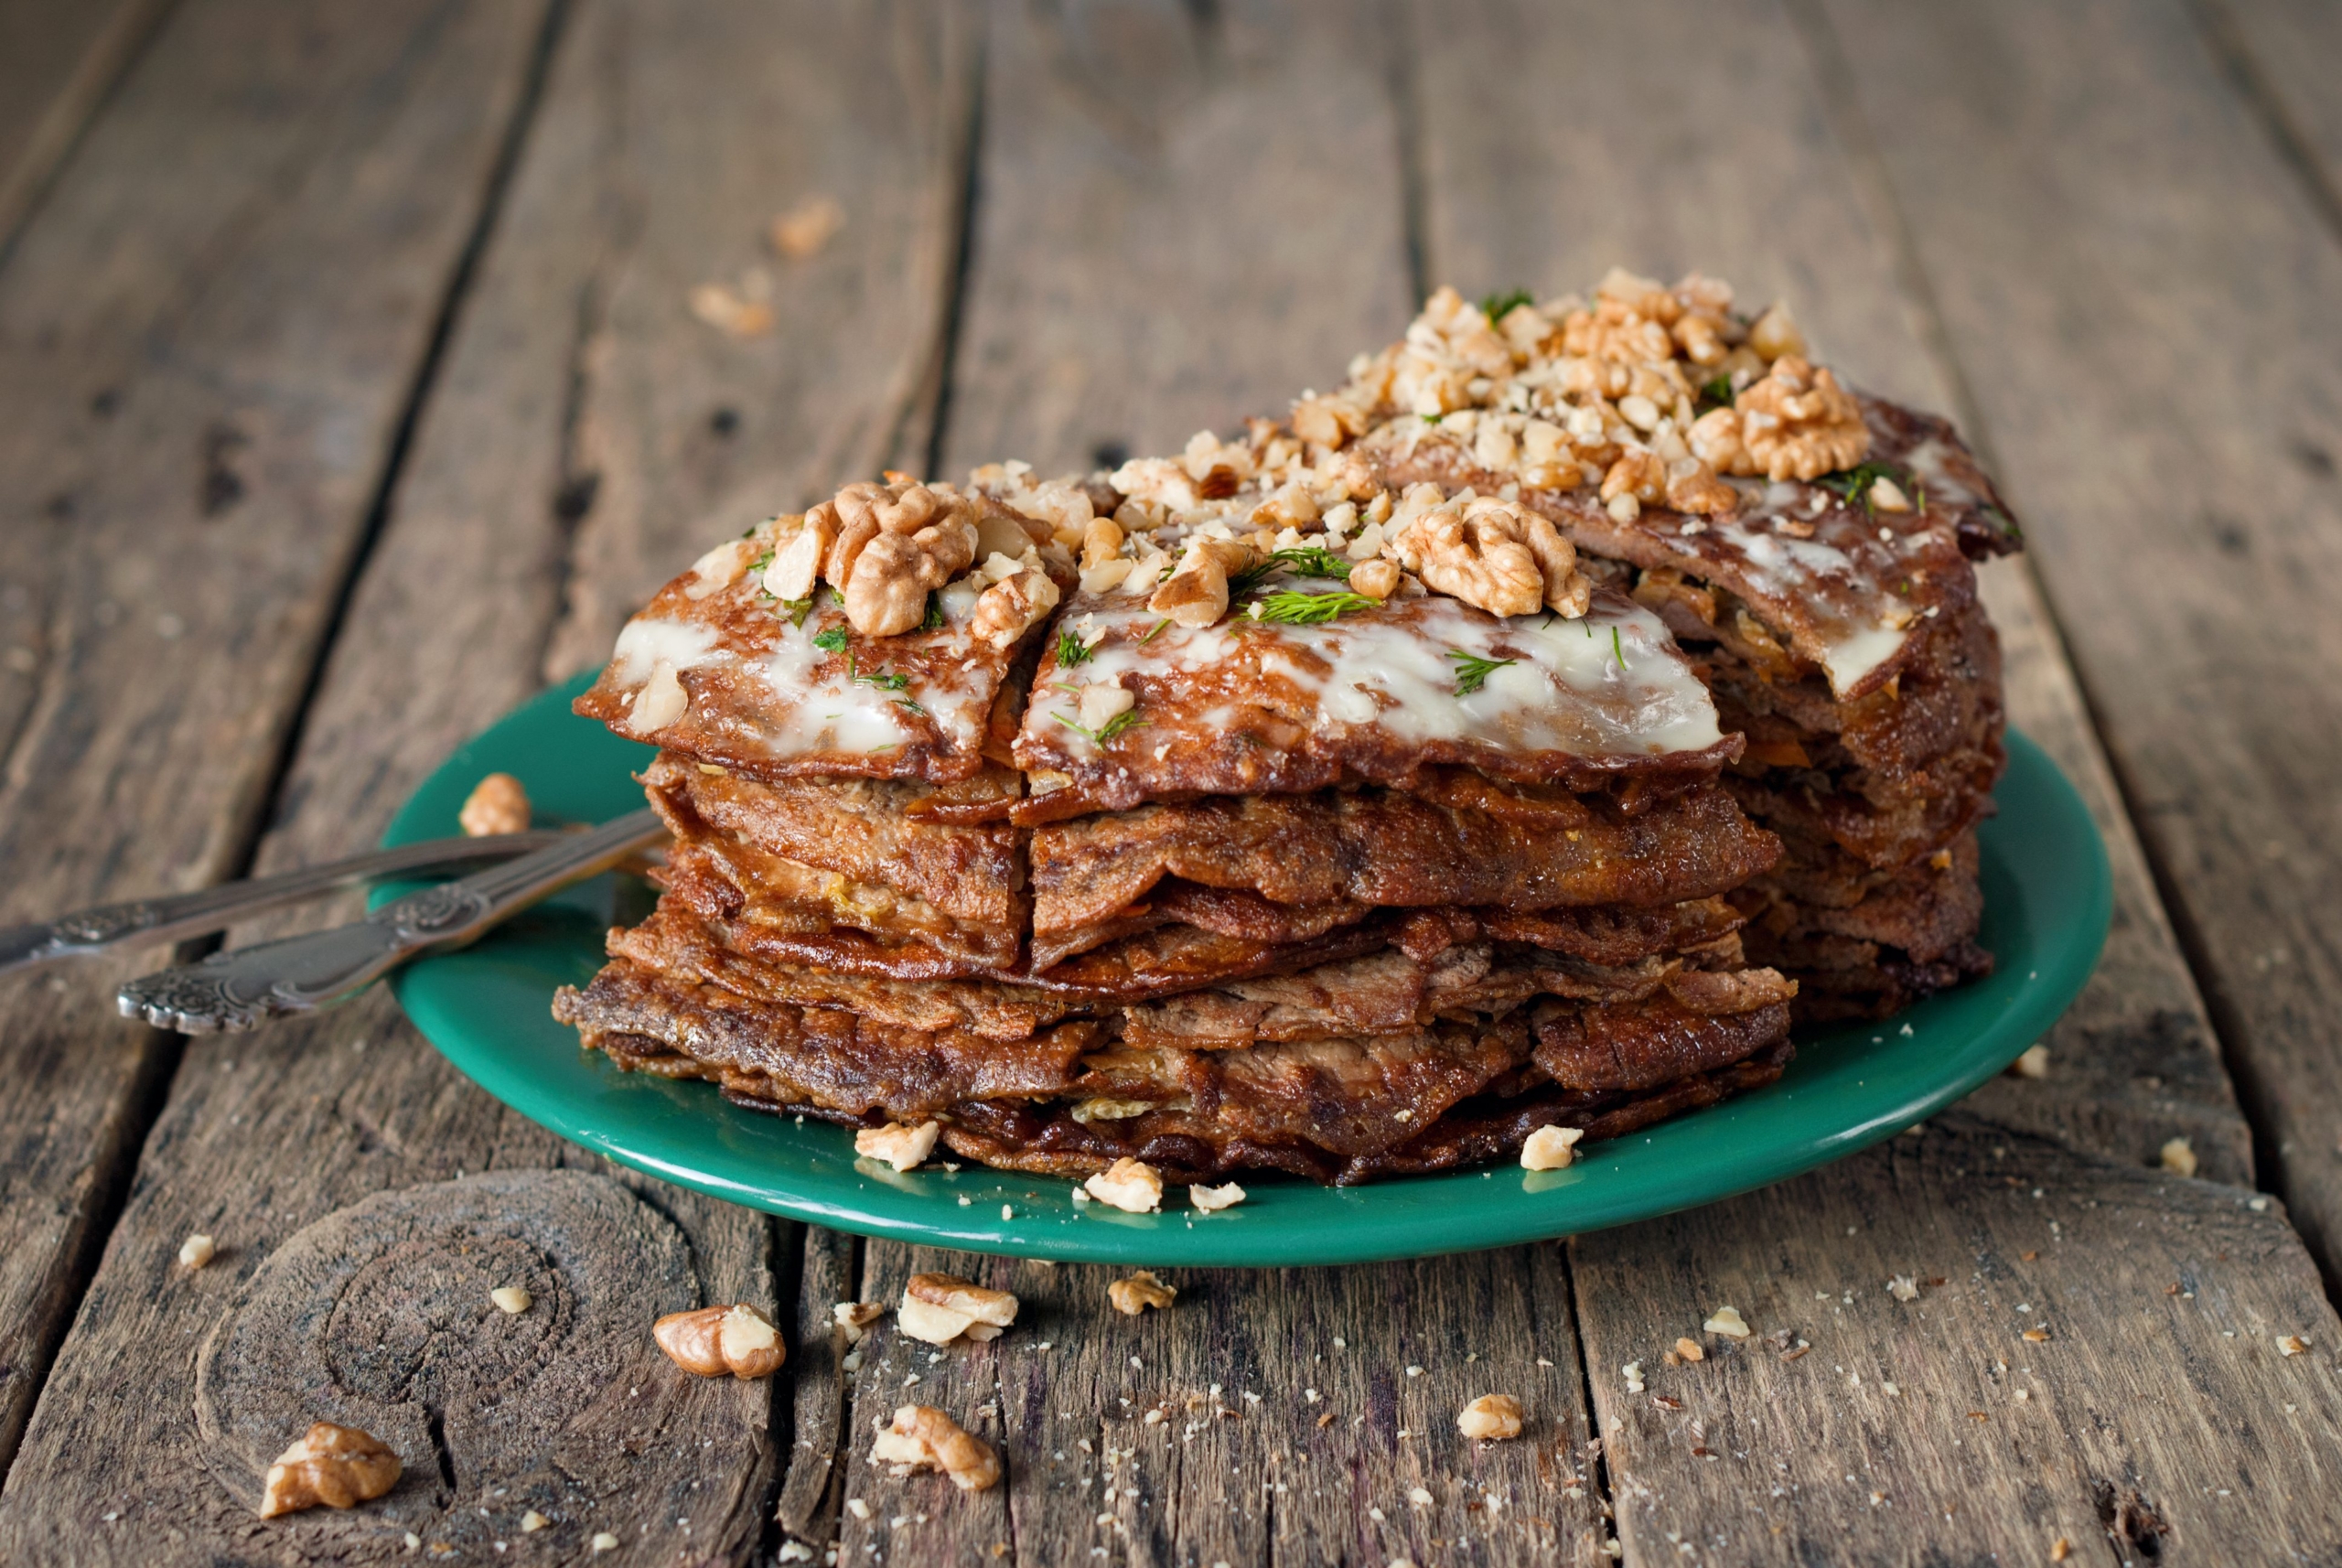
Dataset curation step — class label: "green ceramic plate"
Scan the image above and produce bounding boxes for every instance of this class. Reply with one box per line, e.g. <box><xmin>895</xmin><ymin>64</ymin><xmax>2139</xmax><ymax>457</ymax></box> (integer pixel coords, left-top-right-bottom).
<box><xmin>381</xmin><ymin>672</ymin><xmax>2110</xmax><ymax>1266</ymax></box>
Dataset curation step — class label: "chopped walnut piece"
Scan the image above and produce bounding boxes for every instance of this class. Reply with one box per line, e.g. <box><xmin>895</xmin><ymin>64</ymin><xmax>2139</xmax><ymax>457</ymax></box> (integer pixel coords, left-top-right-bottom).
<box><xmin>833</xmin><ymin>1300</ymin><xmax>885</xmax><ymax>1344</ymax></box>
<box><xmin>1189</xmin><ymin>1182</ymin><xmax>1246</xmax><ymax>1212</ymax></box>
<box><xmin>1673</xmin><ymin>1337</ymin><xmax>1705</xmax><ymax>1362</ymax></box>
<box><xmin>2009</xmin><ymin>1045</ymin><xmax>2050</xmax><ymax>1079</ymax></box>
<box><xmin>811</xmin><ymin>479</ymin><xmax>979</xmax><ymax>636</ymax></box>
<box><xmin>689</xmin><ymin>283</ymin><xmax>773</xmax><ymax>338</ymax></box>
<box><xmin>1384</xmin><ymin>489</ymin><xmax>1590</xmax><ymax>619</ymax></box>
<box><xmin>1149</xmin><ymin>539</ymin><xmax>1256</xmax><ymax>628</ymax></box>
<box><xmin>763</xmin><ymin>511</ymin><xmax>836</xmax><ymax>603</ymax></box>
<box><xmin>629</xmin><ymin>663</ymin><xmax>689</xmax><ymax>734</ymax></box>
<box><xmin>855</xmin><ymin>1120</ymin><xmax>941</xmax><ymax>1171</ymax></box>
<box><xmin>490</xmin><ymin>1285</ymin><xmax>532</xmax><ymax>1315</ymax></box>
<box><xmin>1703</xmin><ymin>1305</ymin><xmax>1751</xmax><ymax>1337</ymax></box>
<box><xmin>1888</xmin><ymin>1275</ymin><xmax>1920</xmax><ymax>1303</ymax></box>
<box><xmin>870</xmin><ymin>1405</ymin><xmax>1001</xmax><ymax>1491</ymax></box>
<box><xmin>1456</xmin><ymin>1393</ymin><xmax>1523</xmax><ymax>1441</ymax></box>
<box><xmin>1348</xmin><ymin>558</ymin><xmax>1401</xmax><ymax>600</ymax></box>
<box><xmin>899</xmin><ymin>1273</ymin><xmax>1019</xmax><ymax>1346</ymax></box>
<box><xmin>1520</xmin><ymin>1124</ymin><xmax>1584</xmax><ymax>1171</ymax></box>
<box><xmin>1733</xmin><ymin>355</ymin><xmax>1869</xmax><ymax>481</ymax></box>
<box><xmin>1085</xmin><ymin>1157</ymin><xmax>1165</xmax><ymax>1213</ymax></box>
<box><xmin>769</xmin><ymin>194</ymin><xmax>845</xmax><ymax>259</ymax></box>
<box><xmin>655</xmin><ymin>1303</ymin><xmax>787</xmax><ymax>1379</ymax></box>
<box><xmin>257</xmin><ymin>1422</ymin><xmax>402</xmax><ymax>1518</ymax></box>
<box><xmin>2160</xmin><ymin>1138</ymin><xmax>2198</xmax><ymax>1178</ymax></box>
<box><xmin>1292</xmin><ymin>391</ymin><xmax>1369</xmax><ymax>448</ymax></box>
<box><xmin>178</xmin><ymin>1233</ymin><xmax>216</xmax><ymax>1270</ymax></box>
<box><xmin>970</xmin><ymin>562</ymin><xmax>1060</xmax><ymax>649</ymax></box>
<box><xmin>1665</xmin><ymin>457</ymin><xmax>1739</xmax><ymax>516</ymax></box>
<box><xmin>1600</xmin><ymin>450</ymin><xmax>1666</xmax><ymax>507</ymax></box>
<box><xmin>1109</xmin><ymin>1272</ymin><xmax>1177</xmax><ymax>1316</ymax></box>
<box><xmin>1080</xmin><ymin>516</ymin><xmax>1124</xmax><ymax>570</ymax></box>
<box><xmin>1746</xmin><ymin>302</ymin><xmax>1807</xmax><ymax>362</ymax></box>
<box><xmin>2279</xmin><ymin>1335</ymin><xmax>2310</xmax><ymax>1357</ymax></box>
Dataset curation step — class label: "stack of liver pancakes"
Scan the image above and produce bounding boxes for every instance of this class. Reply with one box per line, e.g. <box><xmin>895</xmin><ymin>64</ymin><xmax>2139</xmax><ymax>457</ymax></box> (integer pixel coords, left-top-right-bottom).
<box><xmin>554</xmin><ymin>269</ymin><xmax>2020</xmax><ymax>1185</ymax></box>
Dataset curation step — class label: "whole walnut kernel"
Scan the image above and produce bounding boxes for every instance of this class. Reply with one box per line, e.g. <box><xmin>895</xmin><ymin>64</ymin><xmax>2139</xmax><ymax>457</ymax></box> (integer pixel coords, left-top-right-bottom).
<box><xmin>257</xmin><ymin>1422</ymin><xmax>402</xmax><ymax>1518</ymax></box>
<box><xmin>870</xmin><ymin>1404</ymin><xmax>1001</xmax><ymax>1491</ymax></box>
<box><xmin>1732</xmin><ymin>355</ymin><xmax>1868</xmax><ymax>481</ymax></box>
<box><xmin>810</xmin><ymin>479</ymin><xmax>978</xmax><ymax>636</ymax></box>
<box><xmin>1384</xmin><ymin>490</ymin><xmax>1591</xmax><ymax>619</ymax></box>
<box><xmin>654</xmin><ymin>1303</ymin><xmax>786</xmax><ymax>1380</ymax></box>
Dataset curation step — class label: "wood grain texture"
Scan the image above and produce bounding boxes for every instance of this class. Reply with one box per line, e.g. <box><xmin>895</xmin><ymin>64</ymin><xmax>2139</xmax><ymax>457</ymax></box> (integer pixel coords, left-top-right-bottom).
<box><xmin>1809</xmin><ymin>0</ymin><xmax>2342</xmax><ymax>1282</ymax></box>
<box><xmin>936</xmin><ymin>0</ymin><xmax>1415</xmax><ymax>479</ymax></box>
<box><xmin>1575</xmin><ymin>1113</ymin><xmax>2342</xmax><ymax>1564</ymax></box>
<box><xmin>0</xmin><ymin>1</ymin><xmax>981</xmax><ymax>1560</ymax></box>
<box><xmin>2189</xmin><ymin>0</ymin><xmax>2342</xmax><ymax>237</ymax></box>
<box><xmin>828</xmin><ymin>1246</ymin><xmax>1607</xmax><ymax>1568</ymax></box>
<box><xmin>0</xmin><ymin>0</ymin><xmax>552</xmax><ymax>1486</ymax></box>
<box><xmin>1403</xmin><ymin>0</ymin><xmax>2247</xmax><ymax>1182</ymax></box>
<box><xmin>0</xmin><ymin>0</ymin><xmax>174</xmax><ymax>252</ymax></box>
<box><xmin>539</xmin><ymin>0</ymin><xmax>982</xmax><ymax>680</ymax></box>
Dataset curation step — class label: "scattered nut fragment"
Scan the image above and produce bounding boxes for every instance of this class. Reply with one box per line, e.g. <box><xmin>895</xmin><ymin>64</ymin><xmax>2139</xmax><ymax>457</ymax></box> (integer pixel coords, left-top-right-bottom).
<box><xmin>629</xmin><ymin>662</ymin><xmax>689</xmax><ymax>734</ymax></box>
<box><xmin>1108</xmin><ymin>1272</ymin><xmax>1177</xmax><ymax>1316</ymax></box>
<box><xmin>898</xmin><ymin>1273</ymin><xmax>1019</xmax><ymax>1346</ymax></box>
<box><xmin>2009</xmin><ymin>1044</ymin><xmax>2050</xmax><ymax>1079</ymax></box>
<box><xmin>654</xmin><ymin>1303</ymin><xmax>787</xmax><ymax>1379</ymax></box>
<box><xmin>458</xmin><ymin>773</ymin><xmax>530</xmax><ymax>837</ymax></box>
<box><xmin>1084</xmin><ymin>1157</ymin><xmax>1165</xmax><ymax>1213</ymax></box>
<box><xmin>833</xmin><ymin>1300</ymin><xmax>885</xmax><ymax>1344</ymax></box>
<box><xmin>769</xmin><ymin>194</ymin><xmax>845</xmax><ymax>259</ymax></box>
<box><xmin>688</xmin><ymin>283</ymin><xmax>773</xmax><ymax>338</ymax></box>
<box><xmin>178</xmin><ymin>1233</ymin><xmax>217</xmax><ymax>1270</ymax></box>
<box><xmin>1189</xmin><ymin>1182</ymin><xmax>1246</xmax><ymax>1213</ymax></box>
<box><xmin>591</xmin><ymin>1531</ymin><xmax>619</xmax><ymax>1552</ymax></box>
<box><xmin>970</xmin><ymin>560</ymin><xmax>1061</xmax><ymax>648</ymax></box>
<box><xmin>1520</xmin><ymin>1124</ymin><xmax>1584</xmax><ymax>1171</ymax></box>
<box><xmin>2022</xmin><ymin>1327</ymin><xmax>2052</xmax><ymax>1344</ymax></box>
<box><xmin>1148</xmin><ymin>538</ymin><xmax>1255</xmax><ymax>628</ymax></box>
<box><xmin>257</xmin><ymin>1422</ymin><xmax>402</xmax><ymax>1518</ymax></box>
<box><xmin>490</xmin><ymin>1286</ymin><xmax>532</xmax><ymax>1316</ymax></box>
<box><xmin>869</xmin><ymin>1405</ymin><xmax>1001</xmax><ymax>1491</ymax></box>
<box><xmin>1887</xmin><ymin>1275</ymin><xmax>1919</xmax><ymax>1303</ymax></box>
<box><xmin>1703</xmin><ymin>1305</ymin><xmax>1751</xmax><ymax>1337</ymax></box>
<box><xmin>520</xmin><ymin>1511</ymin><xmax>548</xmax><ymax>1533</ymax></box>
<box><xmin>1348</xmin><ymin>557</ymin><xmax>1402</xmax><ymax>600</ymax></box>
<box><xmin>856</xmin><ymin>1120</ymin><xmax>941</xmax><ymax>1172</ymax></box>
<box><xmin>1672</xmin><ymin>1337</ymin><xmax>1705</xmax><ymax>1362</ymax></box>
<box><xmin>2051</xmin><ymin>1539</ymin><xmax>2072</xmax><ymax>1563</ymax></box>
<box><xmin>1456</xmin><ymin>1393</ymin><xmax>1523</xmax><ymax>1441</ymax></box>
<box><xmin>2160</xmin><ymin>1138</ymin><xmax>2198</xmax><ymax>1178</ymax></box>
<box><xmin>2278</xmin><ymin>1335</ymin><xmax>2309</xmax><ymax>1357</ymax></box>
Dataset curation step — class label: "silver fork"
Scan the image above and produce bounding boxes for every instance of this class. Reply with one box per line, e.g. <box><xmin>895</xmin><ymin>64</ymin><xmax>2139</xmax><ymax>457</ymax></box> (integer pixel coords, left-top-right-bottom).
<box><xmin>115</xmin><ymin>808</ymin><xmax>665</xmax><ymax>1033</ymax></box>
<box><xmin>0</xmin><ymin>829</ymin><xmax>573</xmax><ymax>976</ymax></box>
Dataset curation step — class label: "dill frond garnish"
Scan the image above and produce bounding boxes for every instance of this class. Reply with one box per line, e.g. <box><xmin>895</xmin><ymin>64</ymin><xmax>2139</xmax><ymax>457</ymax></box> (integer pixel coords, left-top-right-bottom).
<box><xmin>1611</xmin><ymin>625</ymin><xmax>1628</xmax><ymax>669</ymax></box>
<box><xmin>1479</xmin><ymin>287</ymin><xmax>1535</xmax><ymax>322</ymax></box>
<box><xmin>1054</xmin><ymin>627</ymin><xmax>1094</xmax><ymax>668</ymax></box>
<box><xmin>811</xmin><ymin>626</ymin><xmax>849</xmax><ymax>653</ymax></box>
<box><xmin>845</xmin><ymin>653</ymin><xmax>909</xmax><ymax>693</ymax></box>
<box><xmin>1139</xmin><ymin>618</ymin><xmax>1170</xmax><ymax>644</ymax></box>
<box><xmin>1817</xmin><ymin>460</ymin><xmax>1915</xmax><ymax>516</ymax></box>
<box><xmin>1699</xmin><ymin>373</ymin><xmax>1735</xmax><ymax>411</ymax></box>
<box><xmin>919</xmin><ymin>592</ymin><xmax>945</xmax><ymax>632</ymax></box>
<box><xmin>1230</xmin><ymin>547</ymin><xmax>1355</xmax><ymax>596</ymax></box>
<box><xmin>1052</xmin><ymin>708</ymin><xmax>1146</xmax><ymax>747</ymax></box>
<box><xmin>1446</xmin><ymin>649</ymin><xmax>1517</xmax><ymax>696</ymax></box>
<box><xmin>1246</xmin><ymin>590</ymin><xmax>1381</xmax><ymax>626</ymax></box>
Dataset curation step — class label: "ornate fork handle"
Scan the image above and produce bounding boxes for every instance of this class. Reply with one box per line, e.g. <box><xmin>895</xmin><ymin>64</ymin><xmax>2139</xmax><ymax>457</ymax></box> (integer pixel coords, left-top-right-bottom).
<box><xmin>0</xmin><ymin>829</ymin><xmax>569</xmax><ymax>976</ymax></box>
<box><xmin>117</xmin><ymin>809</ymin><xmax>664</xmax><ymax>1034</ymax></box>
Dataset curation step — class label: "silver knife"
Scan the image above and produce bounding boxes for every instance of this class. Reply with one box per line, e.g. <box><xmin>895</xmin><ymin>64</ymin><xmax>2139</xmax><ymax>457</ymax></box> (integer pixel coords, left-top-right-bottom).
<box><xmin>1</xmin><ymin>829</ymin><xmax>571</xmax><ymax>977</ymax></box>
<box><xmin>116</xmin><ymin>808</ymin><xmax>665</xmax><ymax>1033</ymax></box>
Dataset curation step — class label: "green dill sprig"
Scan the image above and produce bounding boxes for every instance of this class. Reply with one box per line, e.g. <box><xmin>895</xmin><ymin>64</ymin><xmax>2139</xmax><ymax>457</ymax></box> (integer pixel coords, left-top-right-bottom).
<box><xmin>1817</xmin><ymin>460</ymin><xmax>1918</xmax><ymax>517</ymax></box>
<box><xmin>1446</xmin><ymin>649</ymin><xmax>1517</xmax><ymax>696</ymax></box>
<box><xmin>919</xmin><ymin>591</ymin><xmax>945</xmax><ymax>632</ymax></box>
<box><xmin>1479</xmin><ymin>287</ymin><xmax>1535</xmax><ymax>322</ymax></box>
<box><xmin>894</xmin><ymin>695</ymin><xmax>927</xmax><ymax>718</ymax></box>
<box><xmin>1698</xmin><ymin>373</ymin><xmax>1735</xmax><ymax>411</ymax></box>
<box><xmin>1139</xmin><ymin>618</ymin><xmax>1170</xmax><ymax>644</ymax></box>
<box><xmin>812</xmin><ymin>625</ymin><xmax>849</xmax><ymax>653</ymax></box>
<box><xmin>1052</xmin><ymin>708</ymin><xmax>1147</xmax><ymax>747</ymax></box>
<box><xmin>1245</xmin><ymin>590</ymin><xmax>1382</xmax><ymax>626</ymax></box>
<box><xmin>1054</xmin><ymin>627</ymin><xmax>1095</xmax><ymax>668</ymax></box>
<box><xmin>845</xmin><ymin>652</ymin><xmax>909</xmax><ymax>693</ymax></box>
<box><xmin>775</xmin><ymin>594</ymin><xmax>816</xmax><ymax>628</ymax></box>
<box><xmin>1229</xmin><ymin>546</ymin><xmax>1354</xmax><ymax>596</ymax></box>
<box><xmin>1611</xmin><ymin>625</ymin><xmax>1628</xmax><ymax>669</ymax></box>
<box><xmin>747</xmin><ymin>547</ymin><xmax>776</xmax><ymax>575</ymax></box>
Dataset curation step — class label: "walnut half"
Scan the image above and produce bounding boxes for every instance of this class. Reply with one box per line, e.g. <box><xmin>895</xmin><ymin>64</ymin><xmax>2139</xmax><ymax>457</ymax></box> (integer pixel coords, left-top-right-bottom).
<box><xmin>811</xmin><ymin>479</ymin><xmax>979</xmax><ymax>636</ymax></box>
<box><xmin>869</xmin><ymin>1405</ymin><xmax>1001</xmax><ymax>1491</ymax></box>
<box><xmin>654</xmin><ymin>1303</ymin><xmax>787</xmax><ymax>1380</ymax></box>
<box><xmin>257</xmin><ymin>1423</ymin><xmax>402</xmax><ymax>1518</ymax></box>
<box><xmin>1383</xmin><ymin>488</ymin><xmax>1591</xmax><ymax>619</ymax></box>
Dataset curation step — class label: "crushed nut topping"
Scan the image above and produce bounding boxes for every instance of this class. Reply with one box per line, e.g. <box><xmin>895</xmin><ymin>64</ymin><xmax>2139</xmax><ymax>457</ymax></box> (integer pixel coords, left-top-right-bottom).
<box><xmin>1085</xmin><ymin>1157</ymin><xmax>1165</xmax><ymax>1213</ymax></box>
<box><xmin>1383</xmin><ymin>487</ymin><xmax>1591</xmax><ymax>619</ymax></box>
<box><xmin>257</xmin><ymin>1422</ymin><xmax>402</xmax><ymax>1518</ymax></box>
<box><xmin>970</xmin><ymin>556</ymin><xmax>1061</xmax><ymax>648</ymax></box>
<box><xmin>1108</xmin><ymin>1272</ymin><xmax>1177</xmax><ymax>1316</ymax></box>
<box><xmin>654</xmin><ymin>1303</ymin><xmax>786</xmax><ymax>1379</ymax></box>
<box><xmin>459</xmin><ymin>772</ymin><xmax>530</xmax><ymax>837</ymax></box>
<box><xmin>898</xmin><ymin>1273</ymin><xmax>1019</xmax><ymax>1346</ymax></box>
<box><xmin>1149</xmin><ymin>538</ymin><xmax>1257</xmax><ymax>628</ymax></box>
<box><xmin>1672</xmin><ymin>1337</ymin><xmax>1705</xmax><ymax>1362</ymax></box>
<box><xmin>855</xmin><ymin>1120</ymin><xmax>941</xmax><ymax>1172</ymax></box>
<box><xmin>833</xmin><ymin>1301</ymin><xmax>885</xmax><ymax>1344</ymax></box>
<box><xmin>871</xmin><ymin>1404</ymin><xmax>1001</xmax><ymax>1491</ymax></box>
<box><xmin>1724</xmin><ymin>356</ymin><xmax>1870</xmax><ymax>481</ymax></box>
<box><xmin>1520</xmin><ymin>1124</ymin><xmax>1585</xmax><ymax>1171</ymax></box>
<box><xmin>811</xmin><ymin>479</ymin><xmax>980</xmax><ymax>637</ymax></box>
<box><xmin>1456</xmin><ymin>1393</ymin><xmax>1523</xmax><ymax>1441</ymax></box>
<box><xmin>1189</xmin><ymin>1182</ymin><xmax>1247</xmax><ymax>1212</ymax></box>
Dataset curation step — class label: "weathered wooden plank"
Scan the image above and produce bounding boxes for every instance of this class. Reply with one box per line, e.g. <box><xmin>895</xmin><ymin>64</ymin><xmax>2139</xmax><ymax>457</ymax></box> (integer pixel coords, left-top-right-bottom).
<box><xmin>0</xmin><ymin>0</ymin><xmax>554</xmax><ymax>1488</ymax></box>
<box><xmin>832</xmin><ymin>1248</ymin><xmax>1609</xmax><ymax>1568</ymax></box>
<box><xmin>1810</xmin><ymin>0</ymin><xmax>2342</xmax><ymax>1280</ymax></box>
<box><xmin>1406</xmin><ymin>0</ymin><xmax>2245</xmax><ymax>1182</ymax></box>
<box><xmin>1576</xmin><ymin>1113</ymin><xmax>2342</xmax><ymax>1564</ymax></box>
<box><xmin>0</xmin><ymin>0</ymin><xmax>980</xmax><ymax>1560</ymax></box>
<box><xmin>935</xmin><ymin>0</ymin><xmax>1414</xmax><ymax>478</ymax></box>
<box><xmin>0</xmin><ymin>0</ymin><xmax>173</xmax><ymax>252</ymax></box>
<box><xmin>2190</xmin><ymin>0</ymin><xmax>2342</xmax><ymax>236</ymax></box>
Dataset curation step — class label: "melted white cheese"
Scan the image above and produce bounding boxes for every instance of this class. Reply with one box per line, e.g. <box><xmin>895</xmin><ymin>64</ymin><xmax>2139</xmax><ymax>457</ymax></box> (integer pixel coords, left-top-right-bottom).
<box><xmin>609</xmin><ymin>618</ymin><xmax>721</xmax><ymax>686</ymax></box>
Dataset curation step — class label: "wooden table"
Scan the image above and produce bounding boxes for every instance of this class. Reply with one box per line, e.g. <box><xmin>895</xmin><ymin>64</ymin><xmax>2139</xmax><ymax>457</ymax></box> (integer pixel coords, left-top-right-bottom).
<box><xmin>1</xmin><ymin>1</ymin><xmax>2338</xmax><ymax>1561</ymax></box>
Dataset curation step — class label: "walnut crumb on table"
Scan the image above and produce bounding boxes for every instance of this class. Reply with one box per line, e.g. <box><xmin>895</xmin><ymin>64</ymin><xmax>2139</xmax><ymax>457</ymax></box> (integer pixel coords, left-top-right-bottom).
<box><xmin>1456</xmin><ymin>1394</ymin><xmax>1523</xmax><ymax>1441</ymax></box>
<box><xmin>177</xmin><ymin>1233</ymin><xmax>215</xmax><ymax>1270</ymax></box>
<box><xmin>1703</xmin><ymin>1305</ymin><xmax>1751</xmax><ymax>1337</ymax></box>
<box><xmin>257</xmin><ymin>1423</ymin><xmax>401</xmax><ymax>1518</ymax></box>
<box><xmin>898</xmin><ymin>1273</ymin><xmax>1018</xmax><ymax>1345</ymax></box>
<box><xmin>653</xmin><ymin>1303</ymin><xmax>786</xmax><ymax>1378</ymax></box>
<box><xmin>489</xmin><ymin>1285</ymin><xmax>532</xmax><ymax>1315</ymax></box>
<box><xmin>1109</xmin><ymin>1272</ymin><xmax>1177</xmax><ymax>1315</ymax></box>
<box><xmin>870</xmin><ymin>1405</ymin><xmax>1001</xmax><ymax>1491</ymax></box>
